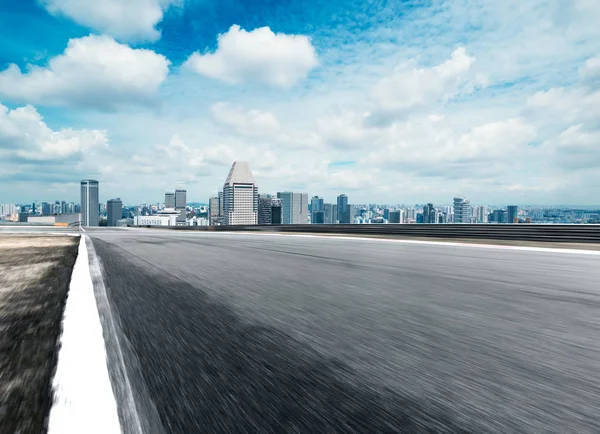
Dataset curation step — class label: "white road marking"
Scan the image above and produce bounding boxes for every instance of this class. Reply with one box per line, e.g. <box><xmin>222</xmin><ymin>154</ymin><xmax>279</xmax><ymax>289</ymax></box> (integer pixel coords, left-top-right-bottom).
<box><xmin>48</xmin><ymin>236</ymin><xmax>121</xmax><ymax>434</ymax></box>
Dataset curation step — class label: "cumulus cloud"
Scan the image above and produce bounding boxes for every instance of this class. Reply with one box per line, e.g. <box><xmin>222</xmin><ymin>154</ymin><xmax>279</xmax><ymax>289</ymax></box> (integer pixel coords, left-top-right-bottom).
<box><xmin>316</xmin><ymin>109</ymin><xmax>379</xmax><ymax>149</ymax></box>
<box><xmin>184</xmin><ymin>25</ymin><xmax>318</xmax><ymax>88</ymax></box>
<box><xmin>368</xmin><ymin>47</ymin><xmax>476</xmax><ymax>125</ymax></box>
<box><xmin>39</xmin><ymin>0</ymin><xmax>180</xmax><ymax>42</ymax></box>
<box><xmin>542</xmin><ymin>124</ymin><xmax>600</xmax><ymax>170</ymax></box>
<box><xmin>0</xmin><ymin>35</ymin><xmax>170</xmax><ymax>110</ymax></box>
<box><xmin>0</xmin><ymin>103</ymin><xmax>107</xmax><ymax>163</ymax></box>
<box><xmin>211</xmin><ymin>102</ymin><xmax>280</xmax><ymax>138</ymax></box>
<box><xmin>580</xmin><ymin>56</ymin><xmax>600</xmax><ymax>88</ymax></box>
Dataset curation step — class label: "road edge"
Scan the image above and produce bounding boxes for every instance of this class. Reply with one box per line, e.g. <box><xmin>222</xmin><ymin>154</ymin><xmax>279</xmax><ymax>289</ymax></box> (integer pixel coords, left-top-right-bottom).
<box><xmin>47</xmin><ymin>235</ymin><xmax>121</xmax><ymax>434</ymax></box>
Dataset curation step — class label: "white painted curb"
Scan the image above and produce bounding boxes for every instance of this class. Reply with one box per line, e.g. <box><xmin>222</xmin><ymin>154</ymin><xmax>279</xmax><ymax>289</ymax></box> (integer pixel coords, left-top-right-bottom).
<box><xmin>48</xmin><ymin>235</ymin><xmax>121</xmax><ymax>434</ymax></box>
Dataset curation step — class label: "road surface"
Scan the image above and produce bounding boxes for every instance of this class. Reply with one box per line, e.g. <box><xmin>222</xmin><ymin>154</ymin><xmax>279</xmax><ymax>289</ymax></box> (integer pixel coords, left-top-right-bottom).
<box><xmin>81</xmin><ymin>228</ymin><xmax>600</xmax><ymax>433</ymax></box>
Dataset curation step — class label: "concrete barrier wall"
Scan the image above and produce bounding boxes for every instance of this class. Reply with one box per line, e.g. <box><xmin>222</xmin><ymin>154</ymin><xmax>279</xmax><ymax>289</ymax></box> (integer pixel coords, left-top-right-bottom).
<box><xmin>149</xmin><ymin>224</ymin><xmax>600</xmax><ymax>243</ymax></box>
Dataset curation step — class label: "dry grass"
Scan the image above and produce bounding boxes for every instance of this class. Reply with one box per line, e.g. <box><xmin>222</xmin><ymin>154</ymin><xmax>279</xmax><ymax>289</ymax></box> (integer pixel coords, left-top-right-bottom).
<box><xmin>0</xmin><ymin>235</ymin><xmax>79</xmax><ymax>434</ymax></box>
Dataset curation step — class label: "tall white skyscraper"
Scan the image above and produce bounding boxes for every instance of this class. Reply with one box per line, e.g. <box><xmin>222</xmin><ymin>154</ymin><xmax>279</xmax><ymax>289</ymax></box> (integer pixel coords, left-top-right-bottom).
<box><xmin>453</xmin><ymin>196</ymin><xmax>470</xmax><ymax>224</ymax></box>
<box><xmin>81</xmin><ymin>179</ymin><xmax>99</xmax><ymax>226</ymax></box>
<box><xmin>223</xmin><ymin>161</ymin><xmax>258</xmax><ymax>225</ymax></box>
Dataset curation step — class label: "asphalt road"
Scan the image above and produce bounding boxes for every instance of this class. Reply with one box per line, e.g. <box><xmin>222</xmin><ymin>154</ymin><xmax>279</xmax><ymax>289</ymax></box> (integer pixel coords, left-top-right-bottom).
<box><xmin>86</xmin><ymin>228</ymin><xmax>600</xmax><ymax>433</ymax></box>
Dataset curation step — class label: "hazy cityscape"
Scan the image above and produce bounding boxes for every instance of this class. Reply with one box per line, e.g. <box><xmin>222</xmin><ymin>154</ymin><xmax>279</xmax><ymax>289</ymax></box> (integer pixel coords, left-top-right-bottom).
<box><xmin>2</xmin><ymin>161</ymin><xmax>599</xmax><ymax>227</ymax></box>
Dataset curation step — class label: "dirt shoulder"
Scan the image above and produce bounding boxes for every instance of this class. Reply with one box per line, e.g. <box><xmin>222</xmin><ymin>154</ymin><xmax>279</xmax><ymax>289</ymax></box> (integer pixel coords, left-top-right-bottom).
<box><xmin>0</xmin><ymin>235</ymin><xmax>79</xmax><ymax>434</ymax></box>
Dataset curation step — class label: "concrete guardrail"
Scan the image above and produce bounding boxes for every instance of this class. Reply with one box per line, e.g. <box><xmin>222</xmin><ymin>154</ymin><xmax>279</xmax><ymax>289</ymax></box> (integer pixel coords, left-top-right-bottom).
<box><xmin>147</xmin><ymin>224</ymin><xmax>600</xmax><ymax>243</ymax></box>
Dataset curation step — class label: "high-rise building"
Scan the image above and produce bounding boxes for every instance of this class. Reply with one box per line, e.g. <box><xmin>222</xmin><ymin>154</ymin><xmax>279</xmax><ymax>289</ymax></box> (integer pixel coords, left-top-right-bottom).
<box><xmin>223</xmin><ymin>161</ymin><xmax>259</xmax><ymax>225</ymax></box>
<box><xmin>218</xmin><ymin>191</ymin><xmax>224</xmax><ymax>216</ymax></box>
<box><xmin>271</xmin><ymin>198</ymin><xmax>283</xmax><ymax>224</ymax></box>
<box><xmin>277</xmin><ymin>192</ymin><xmax>308</xmax><ymax>224</ymax></box>
<box><xmin>258</xmin><ymin>194</ymin><xmax>273</xmax><ymax>225</ymax></box>
<box><xmin>175</xmin><ymin>188</ymin><xmax>187</xmax><ymax>223</ymax></box>
<box><xmin>175</xmin><ymin>189</ymin><xmax>186</xmax><ymax>210</ymax></box>
<box><xmin>107</xmin><ymin>198</ymin><xmax>123</xmax><ymax>227</ymax></box>
<box><xmin>323</xmin><ymin>203</ymin><xmax>336</xmax><ymax>224</ymax></box>
<box><xmin>453</xmin><ymin>196</ymin><xmax>470</xmax><ymax>224</ymax></box>
<box><xmin>507</xmin><ymin>205</ymin><xmax>518</xmax><ymax>224</ymax></box>
<box><xmin>209</xmin><ymin>196</ymin><xmax>219</xmax><ymax>225</ymax></box>
<box><xmin>81</xmin><ymin>179</ymin><xmax>99</xmax><ymax>226</ymax></box>
<box><xmin>389</xmin><ymin>210</ymin><xmax>404</xmax><ymax>223</ymax></box>
<box><xmin>312</xmin><ymin>211</ymin><xmax>325</xmax><ymax>224</ymax></box>
<box><xmin>165</xmin><ymin>191</ymin><xmax>175</xmax><ymax>208</ymax></box>
<box><xmin>337</xmin><ymin>194</ymin><xmax>349</xmax><ymax>224</ymax></box>
<box><xmin>41</xmin><ymin>202</ymin><xmax>51</xmax><ymax>215</ymax></box>
<box><xmin>423</xmin><ymin>203</ymin><xmax>436</xmax><ymax>223</ymax></box>
<box><xmin>311</xmin><ymin>196</ymin><xmax>324</xmax><ymax>223</ymax></box>
<box><xmin>476</xmin><ymin>205</ymin><xmax>489</xmax><ymax>223</ymax></box>
<box><xmin>311</xmin><ymin>196</ymin><xmax>324</xmax><ymax>213</ymax></box>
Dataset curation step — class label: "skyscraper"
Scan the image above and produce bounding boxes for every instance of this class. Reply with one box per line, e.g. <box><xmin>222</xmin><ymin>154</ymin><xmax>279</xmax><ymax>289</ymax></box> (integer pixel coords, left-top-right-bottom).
<box><xmin>311</xmin><ymin>196</ymin><xmax>324</xmax><ymax>213</ymax></box>
<box><xmin>507</xmin><ymin>205</ymin><xmax>518</xmax><ymax>224</ymax></box>
<box><xmin>389</xmin><ymin>210</ymin><xmax>403</xmax><ymax>223</ymax></box>
<box><xmin>423</xmin><ymin>203</ymin><xmax>435</xmax><ymax>224</ymax></box>
<box><xmin>258</xmin><ymin>194</ymin><xmax>273</xmax><ymax>225</ymax></box>
<box><xmin>271</xmin><ymin>198</ymin><xmax>283</xmax><ymax>224</ymax></box>
<box><xmin>209</xmin><ymin>196</ymin><xmax>219</xmax><ymax>225</ymax></box>
<box><xmin>223</xmin><ymin>161</ymin><xmax>259</xmax><ymax>225</ymax></box>
<box><xmin>476</xmin><ymin>205</ymin><xmax>489</xmax><ymax>223</ymax></box>
<box><xmin>107</xmin><ymin>198</ymin><xmax>123</xmax><ymax>227</ymax></box>
<box><xmin>165</xmin><ymin>191</ymin><xmax>175</xmax><ymax>208</ymax></box>
<box><xmin>337</xmin><ymin>194</ymin><xmax>349</xmax><ymax>224</ymax></box>
<box><xmin>323</xmin><ymin>203</ymin><xmax>336</xmax><ymax>224</ymax></box>
<box><xmin>453</xmin><ymin>196</ymin><xmax>470</xmax><ymax>224</ymax></box>
<box><xmin>277</xmin><ymin>192</ymin><xmax>309</xmax><ymax>224</ymax></box>
<box><xmin>81</xmin><ymin>179</ymin><xmax>99</xmax><ymax>226</ymax></box>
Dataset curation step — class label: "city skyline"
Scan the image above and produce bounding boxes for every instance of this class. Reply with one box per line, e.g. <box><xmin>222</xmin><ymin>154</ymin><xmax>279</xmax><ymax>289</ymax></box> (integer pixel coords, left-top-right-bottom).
<box><xmin>0</xmin><ymin>2</ymin><xmax>599</xmax><ymax>205</ymax></box>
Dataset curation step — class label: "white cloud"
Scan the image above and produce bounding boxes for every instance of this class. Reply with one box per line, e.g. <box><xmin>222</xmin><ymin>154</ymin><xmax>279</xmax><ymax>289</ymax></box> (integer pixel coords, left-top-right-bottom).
<box><xmin>0</xmin><ymin>35</ymin><xmax>170</xmax><ymax>110</ymax></box>
<box><xmin>542</xmin><ymin>124</ymin><xmax>600</xmax><ymax>170</ymax></box>
<box><xmin>184</xmin><ymin>25</ymin><xmax>318</xmax><ymax>88</ymax></box>
<box><xmin>0</xmin><ymin>103</ymin><xmax>107</xmax><ymax>163</ymax></box>
<box><xmin>316</xmin><ymin>109</ymin><xmax>378</xmax><ymax>149</ymax></box>
<box><xmin>580</xmin><ymin>56</ymin><xmax>600</xmax><ymax>88</ymax></box>
<box><xmin>368</xmin><ymin>47</ymin><xmax>476</xmax><ymax>124</ymax></box>
<box><xmin>39</xmin><ymin>0</ymin><xmax>180</xmax><ymax>42</ymax></box>
<box><xmin>210</xmin><ymin>102</ymin><xmax>280</xmax><ymax>138</ymax></box>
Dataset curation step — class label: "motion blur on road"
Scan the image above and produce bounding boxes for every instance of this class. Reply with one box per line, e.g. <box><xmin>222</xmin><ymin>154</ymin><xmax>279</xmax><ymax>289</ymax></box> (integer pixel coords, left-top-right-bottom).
<box><xmin>83</xmin><ymin>228</ymin><xmax>600</xmax><ymax>434</ymax></box>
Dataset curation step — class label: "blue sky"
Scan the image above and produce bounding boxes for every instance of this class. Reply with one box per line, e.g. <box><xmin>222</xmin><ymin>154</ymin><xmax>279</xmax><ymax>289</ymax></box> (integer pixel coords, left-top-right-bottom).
<box><xmin>1</xmin><ymin>0</ymin><xmax>600</xmax><ymax>205</ymax></box>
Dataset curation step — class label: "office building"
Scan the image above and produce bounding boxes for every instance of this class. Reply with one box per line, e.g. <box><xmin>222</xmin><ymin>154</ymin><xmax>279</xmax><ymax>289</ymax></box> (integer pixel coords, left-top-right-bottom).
<box><xmin>277</xmin><ymin>192</ymin><xmax>308</xmax><ymax>224</ymax></box>
<box><xmin>107</xmin><ymin>198</ymin><xmax>123</xmax><ymax>227</ymax></box>
<box><xmin>258</xmin><ymin>194</ymin><xmax>274</xmax><ymax>225</ymax></box>
<box><xmin>223</xmin><ymin>161</ymin><xmax>259</xmax><ymax>225</ymax></box>
<box><xmin>271</xmin><ymin>198</ymin><xmax>283</xmax><ymax>224</ymax></box>
<box><xmin>389</xmin><ymin>210</ymin><xmax>404</xmax><ymax>223</ymax></box>
<box><xmin>475</xmin><ymin>205</ymin><xmax>489</xmax><ymax>223</ymax></box>
<box><xmin>165</xmin><ymin>191</ymin><xmax>175</xmax><ymax>208</ymax></box>
<box><xmin>323</xmin><ymin>203</ymin><xmax>337</xmax><ymax>224</ymax></box>
<box><xmin>453</xmin><ymin>196</ymin><xmax>470</xmax><ymax>224</ymax></box>
<box><xmin>423</xmin><ymin>203</ymin><xmax>436</xmax><ymax>224</ymax></box>
<box><xmin>81</xmin><ymin>179</ymin><xmax>99</xmax><ymax>226</ymax></box>
<box><xmin>492</xmin><ymin>209</ymin><xmax>507</xmax><ymax>223</ymax></box>
<box><xmin>175</xmin><ymin>188</ymin><xmax>187</xmax><ymax>223</ymax></box>
<box><xmin>312</xmin><ymin>211</ymin><xmax>325</xmax><ymax>224</ymax></box>
<box><xmin>337</xmin><ymin>194</ymin><xmax>349</xmax><ymax>224</ymax></box>
<box><xmin>507</xmin><ymin>205</ymin><xmax>518</xmax><ymax>224</ymax></box>
<box><xmin>311</xmin><ymin>196</ymin><xmax>324</xmax><ymax>213</ymax></box>
<box><xmin>209</xmin><ymin>196</ymin><xmax>219</xmax><ymax>225</ymax></box>
<box><xmin>41</xmin><ymin>202</ymin><xmax>51</xmax><ymax>215</ymax></box>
